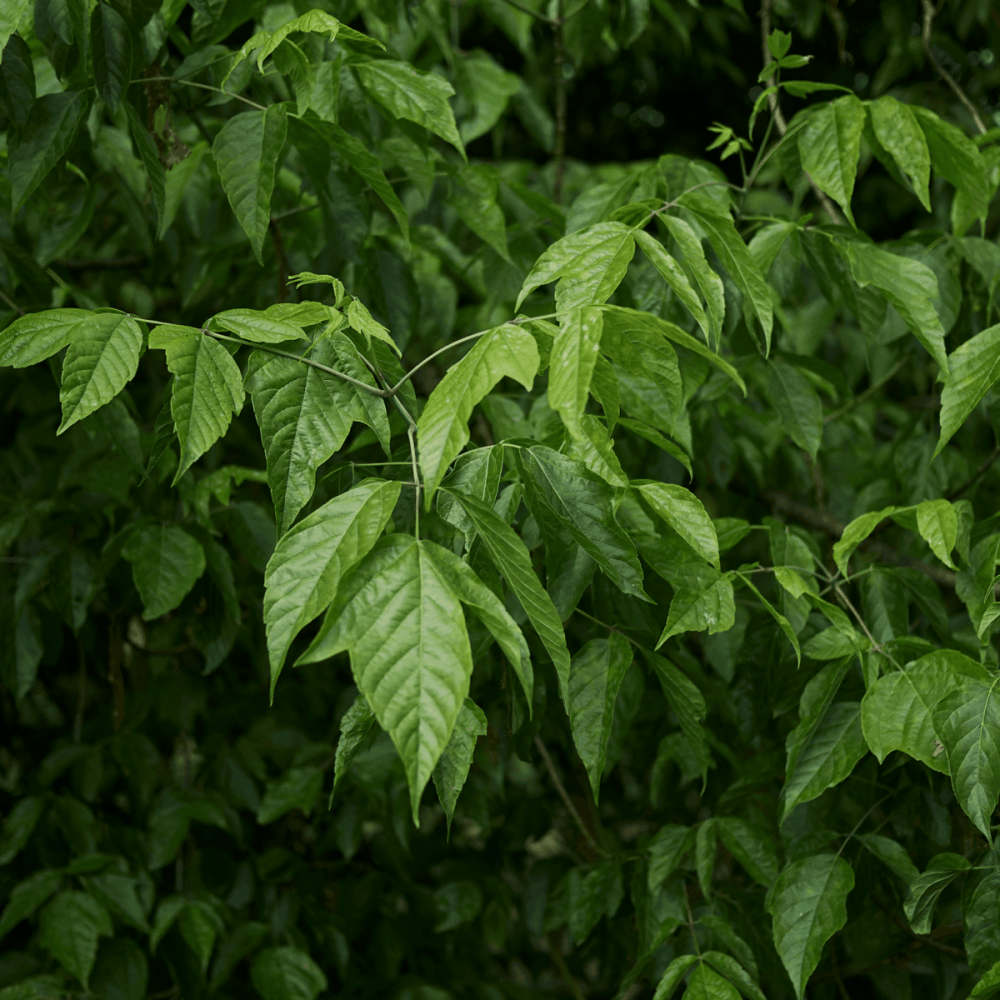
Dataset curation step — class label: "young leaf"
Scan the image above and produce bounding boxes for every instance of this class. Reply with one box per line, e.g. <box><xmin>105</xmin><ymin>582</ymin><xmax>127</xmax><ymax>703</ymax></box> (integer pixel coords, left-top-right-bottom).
<box><xmin>91</xmin><ymin>2</ymin><xmax>132</xmax><ymax>114</ymax></box>
<box><xmin>57</xmin><ymin>312</ymin><xmax>143</xmax><ymax>434</ymax></box>
<box><xmin>210</xmin><ymin>309</ymin><xmax>306</xmax><ymax>344</ymax></box>
<box><xmin>548</xmin><ymin>305</ymin><xmax>604</xmax><ymax>439</ymax></box>
<box><xmin>38</xmin><ymin>891</ymin><xmax>113</xmax><ymax>990</ymax></box>
<box><xmin>934</xmin><ymin>677</ymin><xmax>1000</xmax><ymax>840</ymax></box>
<box><xmin>332</xmin><ymin>693</ymin><xmax>376</xmax><ymax>801</ymax></box>
<box><xmin>832</xmin><ymin>506</ymin><xmax>895</xmax><ymax>577</ymax></box>
<box><xmin>936</xmin><ymin>323</ymin><xmax>1000</xmax><ymax>454</ymax></box>
<box><xmin>766</xmin><ymin>854</ymin><xmax>854</xmax><ymax>1000</ymax></box>
<box><xmin>297</xmin><ymin>537</ymin><xmax>474</xmax><ymax>824</ymax></box>
<box><xmin>245</xmin><ymin>344</ymin><xmax>361</xmax><ymax>534</ymax></box>
<box><xmin>432</xmin><ymin>698</ymin><xmax>488</xmax><ymax>832</ymax></box>
<box><xmin>355</xmin><ymin>60</ymin><xmax>465</xmax><ymax>159</ymax></box>
<box><xmin>657</xmin><ymin>569</ymin><xmax>735</xmax><ymax>645</ymax></box>
<box><xmin>521</xmin><ymin>446</ymin><xmax>650</xmax><ymax>602</ymax></box>
<box><xmin>867</xmin><ymin>95</ymin><xmax>931</xmax><ymax>211</ymax></box>
<box><xmin>213</xmin><ymin>105</ymin><xmax>289</xmax><ymax>265</ymax></box>
<box><xmin>122</xmin><ymin>525</ymin><xmax>206</xmax><ymax>621</ymax></box>
<box><xmin>262</xmin><ymin>479</ymin><xmax>402</xmax><ymax>697</ymax></box>
<box><xmin>861</xmin><ymin>649</ymin><xmax>991</xmax><ymax>773</ymax></box>
<box><xmin>418</xmin><ymin>324</ymin><xmax>539</xmax><ymax>507</ymax></box>
<box><xmin>8</xmin><ymin>91</ymin><xmax>87</xmax><ymax>213</ymax></box>
<box><xmin>916</xmin><ymin>498</ymin><xmax>958</xmax><ymax>569</ymax></box>
<box><xmin>515</xmin><ymin>222</ymin><xmax>636</xmax><ymax>313</ymax></box>
<box><xmin>903</xmin><ymin>853</ymin><xmax>971</xmax><ymax>934</ymax></box>
<box><xmin>797</xmin><ymin>94</ymin><xmax>866</xmax><ymax>225</ymax></box>
<box><xmin>443</xmin><ymin>490</ymin><xmax>571</xmax><ymax>706</ymax></box>
<box><xmin>763</xmin><ymin>357</ymin><xmax>823</xmax><ymax>457</ymax></box>
<box><xmin>634</xmin><ymin>481</ymin><xmax>719</xmax><ymax>568</ymax></box>
<box><xmin>568</xmin><ymin>633</ymin><xmax>633</xmax><ymax>803</ymax></box>
<box><xmin>148</xmin><ymin>326</ymin><xmax>244</xmax><ymax>485</ymax></box>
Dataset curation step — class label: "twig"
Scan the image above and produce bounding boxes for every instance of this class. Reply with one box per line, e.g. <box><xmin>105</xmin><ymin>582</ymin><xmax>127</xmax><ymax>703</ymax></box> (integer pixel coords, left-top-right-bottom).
<box><xmin>871</xmin><ymin>892</ymin><xmax>967</xmax><ymax>957</ymax></box>
<box><xmin>56</xmin><ymin>254</ymin><xmax>148</xmax><ymax>270</ymax></box>
<box><xmin>759</xmin><ymin>0</ymin><xmax>843</xmax><ymax>224</ymax></box>
<box><xmin>204</xmin><ymin>330</ymin><xmax>390</xmax><ymax>397</ymax></box>
<box><xmin>0</xmin><ymin>289</ymin><xmax>25</xmax><ymax>315</ymax></box>
<box><xmin>534</xmin><ymin>735</ymin><xmax>608</xmax><ymax>858</ymax></box>
<box><xmin>830</xmin><ymin>937</ymin><xmax>851</xmax><ymax>1000</ymax></box>
<box><xmin>133</xmin><ymin>76</ymin><xmax>268</xmax><ymax>112</ymax></box>
<box><xmin>547</xmin><ymin>931</ymin><xmax>586</xmax><ymax>1000</ymax></box>
<box><xmin>270</xmin><ymin>220</ymin><xmax>289</xmax><ymax>303</ymax></box>
<box><xmin>408</xmin><ymin>424</ymin><xmax>421</xmax><ymax>535</ymax></box>
<box><xmin>553</xmin><ymin>0</ymin><xmax>568</xmax><ymax>203</ymax></box>
<box><xmin>947</xmin><ymin>444</ymin><xmax>1000</xmax><ymax>499</ymax></box>
<box><xmin>390</xmin><ymin>329</ymin><xmax>489</xmax><ymax>394</ymax></box>
<box><xmin>683</xmin><ymin>886</ymin><xmax>702</xmax><ymax>957</ymax></box>
<box><xmin>823</xmin><ymin>359</ymin><xmax>907</xmax><ymax>424</ymax></box>
<box><xmin>921</xmin><ymin>0</ymin><xmax>987</xmax><ymax>134</ymax></box>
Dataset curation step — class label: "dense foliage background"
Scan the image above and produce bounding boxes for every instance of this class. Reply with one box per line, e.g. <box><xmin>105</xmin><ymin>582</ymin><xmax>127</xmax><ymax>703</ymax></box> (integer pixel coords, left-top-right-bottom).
<box><xmin>6</xmin><ymin>1</ymin><xmax>1000</xmax><ymax>999</ymax></box>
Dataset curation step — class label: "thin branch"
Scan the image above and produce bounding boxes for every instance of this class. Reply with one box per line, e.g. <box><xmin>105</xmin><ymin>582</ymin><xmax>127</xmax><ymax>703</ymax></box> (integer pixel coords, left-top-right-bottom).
<box><xmin>0</xmin><ymin>289</ymin><xmax>25</xmax><ymax>315</ymax></box>
<box><xmin>759</xmin><ymin>0</ymin><xmax>843</xmax><ymax>224</ymax></box>
<box><xmin>872</xmin><ymin>891</ymin><xmax>967</xmax><ymax>957</ymax></box>
<box><xmin>547</xmin><ymin>931</ymin><xmax>586</xmax><ymax>1000</ymax></box>
<box><xmin>921</xmin><ymin>0</ymin><xmax>987</xmax><ymax>134</ymax></box>
<box><xmin>534</xmin><ymin>735</ymin><xmax>608</xmax><ymax>858</ymax></box>
<box><xmin>408</xmin><ymin>424</ymin><xmax>421</xmax><ymax>536</ymax></box>
<box><xmin>552</xmin><ymin>0</ymin><xmax>568</xmax><ymax>204</ymax></box>
<box><xmin>204</xmin><ymin>330</ymin><xmax>390</xmax><ymax>397</ymax></box>
<box><xmin>947</xmin><ymin>443</ymin><xmax>1000</xmax><ymax>500</ymax></box>
<box><xmin>823</xmin><ymin>359</ymin><xmax>907</xmax><ymax>424</ymax></box>
<box><xmin>389</xmin><ymin>330</ymin><xmax>489</xmax><ymax>395</ymax></box>
<box><xmin>830</xmin><ymin>938</ymin><xmax>851</xmax><ymax>1000</ymax></box>
<box><xmin>271</xmin><ymin>203</ymin><xmax>320</xmax><ymax>223</ymax></box>
<box><xmin>683</xmin><ymin>887</ymin><xmax>702</xmax><ymax>958</ymax></box>
<box><xmin>56</xmin><ymin>254</ymin><xmax>148</xmax><ymax>270</ymax></box>
<box><xmin>134</xmin><ymin>76</ymin><xmax>268</xmax><ymax>112</ymax></box>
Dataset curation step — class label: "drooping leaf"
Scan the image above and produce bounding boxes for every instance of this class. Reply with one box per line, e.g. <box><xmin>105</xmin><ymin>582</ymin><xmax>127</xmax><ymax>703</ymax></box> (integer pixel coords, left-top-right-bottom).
<box><xmin>297</xmin><ymin>536</ymin><xmax>474</xmax><ymax>824</ymax></box>
<box><xmin>936</xmin><ymin>323</ymin><xmax>1000</xmax><ymax>454</ymax></box>
<box><xmin>121</xmin><ymin>525</ymin><xmax>207</xmax><ymax>621</ymax></box>
<box><xmin>548</xmin><ymin>305</ymin><xmax>603</xmax><ymax>439</ymax></box>
<box><xmin>331</xmin><ymin>693</ymin><xmax>376</xmax><ymax>801</ymax></box>
<box><xmin>702</xmin><ymin>952</ymin><xmax>766</xmax><ymax>1000</ymax></box>
<box><xmin>0</xmin><ymin>797</ymin><xmax>44</xmax><ymax>865</ymax></box>
<box><xmin>91</xmin><ymin>2</ymin><xmax>132</xmax><ymax>113</ymax></box>
<box><xmin>717</xmin><ymin>817</ymin><xmax>779</xmax><ymax>887</ymax></box>
<box><xmin>646</xmin><ymin>825</ymin><xmax>695</xmax><ymax>890</ymax></box>
<box><xmin>418</xmin><ymin>324</ymin><xmax>539</xmax><ymax>506</ymax></box>
<box><xmin>0</xmin><ymin>870</ymin><xmax>62</xmax><ymax>942</ymax></box>
<box><xmin>568</xmin><ymin>633</ymin><xmax>633</xmax><ymax>802</ymax></box>
<box><xmin>263</xmin><ymin>479</ymin><xmax>402</xmax><ymax>696</ymax></box>
<box><xmin>148</xmin><ymin>326</ymin><xmax>244</xmax><ymax>484</ymax></box>
<box><xmin>903</xmin><ymin>853</ymin><xmax>971</xmax><ymax>935</ymax></box>
<box><xmin>634</xmin><ymin>230</ymin><xmax>711</xmax><ymax>343</ymax></box>
<box><xmin>797</xmin><ymin>94</ymin><xmax>866</xmax><ymax>225</ymax></box>
<box><xmin>646</xmin><ymin>652</ymin><xmax>710</xmax><ymax>784</ymax></box>
<box><xmin>659</xmin><ymin>214</ymin><xmax>726</xmax><ymax>349</ymax></box>
<box><xmin>634</xmin><ymin>481</ymin><xmax>719</xmax><ymax>568</ymax></box>
<box><xmin>916</xmin><ymin>498</ymin><xmax>958</xmax><ymax>569</ymax></box>
<box><xmin>355</xmin><ymin>60</ymin><xmax>465</xmax><ymax>158</ymax></box>
<box><xmin>867</xmin><ymin>95</ymin><xmax>931</xmax><ymax>211</ymax></box>
<box><xmin>38</xmin><ymin>891</ymin><xmax>112</xmax><ymax>990</ymax></box>
<box><xmin>450</xmin><ymin>164</ymin><xmax>511</xmax><ymax>262</ymax></box>
<box><xmin>766</xmin><ymin>854</ymin><xmax>854</xmax><ymax>1000</ymax></box>
<box><xmin>57</xmin><ymin>312</ymin><xmax>143</xmax><ymax>434</ymax></box>
<box><xmin>653</xmin><ymin>955</ymin><xmax>700</xmax><ymax>1000</ymax></box>
<box><xmin>856</xmin><ymin>833</ymin><xmax>920</xmax><ymax>886</ymax></box>
<box><xmin>832</xmin><ymin>506</ymin><xmax>895</xmax><ymax>577</ymax></box>
<box><xmin>250</xmin><ymin>947</ymin><xmax>328</xmax><ymax>1000</ymax></box>
<box><xmin>657</xmin><ymin>569</ymin><xmax>735</xmax><ymax>645</ymax></box>
<box><xmin>763</xmin><ymin>357</ymin><xmax>823</xmax><ymax>457</ymax></box>
<box><xmin>432</xmin><ymin>697</ymin><xmax>488</xmax><ymax>831</ymax></box>
<box><xmin>213</xmin><ymin>105</ymin><xmax>289</xmax><ymax>265</ymax></box>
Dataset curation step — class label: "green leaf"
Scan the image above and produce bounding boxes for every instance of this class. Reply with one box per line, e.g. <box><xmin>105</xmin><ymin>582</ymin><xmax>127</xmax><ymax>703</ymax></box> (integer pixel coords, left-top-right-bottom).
<box><xmin>422</xmin><ymin>542</ymin><xmax>532</xmax><ymax>704</ymax></box>
<box><xmin>245</xmin><ymin>344</ymin><xmax>362</xmax><ymax>534</ymax></box>
<box><xmin>91</xmin><ymin>2</ymin><xmax>132</xmax><ymax>114</ymax></box>
<box><xmin>856</xmin><ymin>833</ymin><xmax>919</xmax><ymax>886</ymax></box>
<box><xmin>695</xmin><ymin>818</ymin><xmax>718</xmax><ymax>899</ymax></box>
<box><xmin>81</xmin><ymin>871</ymin><xmax>150</xmax><ymax>933</ymax></box>
<box><xmin>9</xmin><ymin>90</ymin><xmax>87</xmax><ymax>213</ymax></box>
<box><xmin>124</xmin><ymin>102</ymin><xmax>166</xmax><ymax>240</ymax></box>
<box><xmin>841</xmin><ymin>241</ymin><xmax>949</xmax><ymax>375</ymax></box>
<box><xmin>647</xmin><ymin>825</ymin><xmax>695</xmax><ymax>890</ymax></box>
<box><xmin>702</xmin><ymin>952</ymin><xmax>766</xmax><ymax>1000</ymax></box>
<box><xmin>516</xmin><ymin>222</ymin><xmax>636</xmax><ymax>313</ymax></box>
<box><xmin>684</xmin><ymin>963</ymin><xmax>740</xmax><ymax>1000</ymax></box>
<box><xmin>717</xmin><ymin>817</ymin><xmax>780</xmax><ymax>887</ymax></box>
<box><xmin>916</xmin><ymin>498</ymin><xmax>958</xmax><ymax>569</ymax></box>
<box><xmin>934</xmin><ymin>676</ymin><xmax>1000</xmax><ymax>840</ymax></box>
<box><xmin>345</xmin><ymin>297</ymin><xmax>399</xmax><ymax>355</ymax></box>
<box><xmin>0</xmin><ymin>308</ymin><xmax>89</xmax><ymax>368</ymax></box>
<box><xmin>432</xmin><ymin>697</ymin><xmax>488</xmax><ymax>831</ymax></box>
<box><xmin>149</xmin><ymin>896</ymin><xmax>186</xmax><ymax>953</ymax></box>
<box><xmin>0</xmin><ymin>0</ymin><xmax>30</xmax><ymax>59</ymax></box>
<box><xmin>521</xmin><ymin>446</ymin><xmax>650</xmax><ymax>602</ymax></box>
<box><xmin>937</xmin><ymin>322</ymin><xmax>1000</xmax><ymax>454</ymax></box>
<box><xmin>766</xmin><ymin>854</ymin><xmax>854</xmax><ymax>1000</ymax></box>
<box><xmin>568</xmin><ymin>633</ymin><xmax>633</xmax><ymax>803</ymax></box>
<box><xmin>832</xmin><ymin>506</ymin><xmax>895</xmax><ymax>577</ymax></box>
<box><xmin>768</xmin><ymin>29</ymin><xmax>792</xmax><ymax>59</ymax></box>
<box><xmin>355</xmin><ymin>60</ymin><xmax>465</xmax><ymax>159</ymax></box>
<box><xmin>178</xmin><ymin>902</ymin><xmax>220</xmax><ymax>975</ymax></box>
<box><xmin>903</xmin><ymin>853</ymin><xmax>971</xmax><ymax>935</ymax></box>
<box><xmin>782</xmin><ymin>699</ymin><xmax>866</xmax><ymax>820</ymax></box>
<box><xmin>443</xmin><ymin>490</ymin><xmax>571</xmax><ymax>706</ymax></box>
<box><xmin>646</xmin><ymin>652</ymin><xmax>710</xmax><ymax>784</ymax></box>
<box><xmin>659</xmin><ymin>215</ymin><xmax>726</xmax><ymax>350</ymax></box>
<box><xmin>433</xmin><ymin>881</ymin><xmax>483</xmax><ymax>932</ymax></box>
<box><xmin>548</xmin><ymin>305</ymin><xmax>604</xmax><ymax>439</ymax></box>
<box><xmin>297</xmin><ymin>537</ymin><xmax>474</xmax><ymax>824</ymax></box>
<box><xmin>57</xmin><ymin>312</ymin><xmax>144</xmax><ymax>434</ymax></box>
<box><xmin>653</xmin><ymin>955</ymin><xmax>700</xmax><ymax>1000</ymax></box>
<box><xmin>148</xmin><ymin>326</ymin><xmax>244</xmax><ymax>484</ymax></box>
<box><xmin>966</xmin><ymin>869</ymin><xmax>1000</xmax><ymax>977</ymax></box>
<box><xmin>635</xmin><ymin>482</ymin><xmax>718</xmax><ymax>568</ymax></box>
<box><xmin>89</xmin><ymin>938</ymin><xmax>148</xmax><ymax>1000</ymax></box>
<box><xmin>736</xmin><ymin>572</ymin><xmax>801</xmax><ymax>666</ymax></box>
<box><xmin>450</xmin><ymin>164</ymin><xmax>511</xmax><ymax>262</ymax></box>
<box><xmin>331</xmin><ymin>693</ymin><xmax>375</xmax><ymax>801</ymax></box>
<box><xmin>678</xmin><ymin>199</ymin><xmax>773</xmax><ymax>351</ymax></box>
<box><xmin>38</xmin><ymin>891</ymin><xmax>112</xmax><ymax>990</ymax></box>
<box><xmin>263</xmin><ymin>479</ymin><xmax>402</xmax><ymax>697</ymax></box>
<box><xmin>121</xmin><ymin>524</ymin><xmax>206</xmax><ymax>621</ymax></box>
<box><xmin>657</xmin><ymin>569</ymin><xmax>735</xmax><ymax>644</ymax></box>
<box><xmin>797</xmin><ymin>95</ymin><xmax>866</xmax><ymax>225</ymax></box>
<box><xmin>634</xmin><ymin>230</ymin><xmax>711</xmax><ymax>344</ymax></box>
<box><xmin>867</xmin><ymin>96</ymin><xmax>931</xmax><ymax>211</ymax></box>
<box><xmin>0</xmin><ymin>796</ymin><xmax>43</xmax><ymax>864</ymax></box>
<box><xmin>250</xmin><ymin>947</ymin><xmax>328</xmax><ymax>1000</ymax></box>
<box><xmin>861</xmin><ymin>649</ymin><xmax>990</xmax><ymax>773</ymax></box>
<box><xmin>257</xmin><ymin>767</ymin><xmax>323</xmax><ymax>824</ymax></box>
<box><xmin>0</xmin><ymin>870</ymin><xmax>62</xmax><ymax>941</ymax></box>
<box><xmin>213</xmin><ymin>105</ymin><xmax>288</xmax><ymax>265</ymax></box>
<box><xmin>458</xmin><ymin>49</ymin><xmax>521</xmax><ymax>144</ymax></box>
<box><xmin>763</xmin><ymin>357</ymin><xmax>822</xmax><ymax>457</ymax></box>
<box><xmin>291</xmin><ymin>115</ymin><xmax>409</xmax><ymax>241</ymax></box>
<box><xmin>418</xmin><ymin>324</ymin><xmax>539</xmax><ymax>506</ymax></box>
